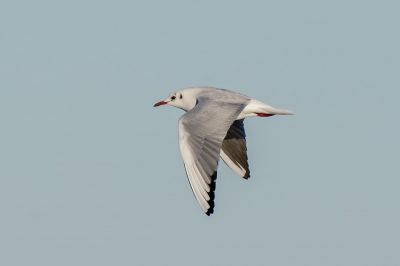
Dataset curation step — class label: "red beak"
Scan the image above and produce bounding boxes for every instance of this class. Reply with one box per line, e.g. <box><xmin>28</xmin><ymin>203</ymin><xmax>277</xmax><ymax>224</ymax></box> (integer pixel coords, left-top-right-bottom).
<box><xmin>153</xmin><ymin>101</ymin><xmax>167</xmax><ymax>107</ymax></box>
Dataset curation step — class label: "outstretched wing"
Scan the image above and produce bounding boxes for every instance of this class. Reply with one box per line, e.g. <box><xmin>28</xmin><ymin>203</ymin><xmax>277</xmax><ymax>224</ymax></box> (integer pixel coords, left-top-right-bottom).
<box><xmin>220</xmin><ymin>119</ymin><xmax>250</xmax><ymax>179</ymax></box>
<box><xmin>179</xmin><ymin>97</ymin><xmax>245</xmax><ymax>215</ymax></box>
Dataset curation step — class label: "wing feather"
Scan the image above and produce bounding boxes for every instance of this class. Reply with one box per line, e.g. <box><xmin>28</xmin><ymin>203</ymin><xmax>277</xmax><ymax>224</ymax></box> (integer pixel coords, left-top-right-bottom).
<box><xmin>220</xmin><ymin>119</ymin><xmax>251</xmax><ymax>179</ymax></box>
<box><xmin>179</xmin><ymin>97</ymin><xmax>245</xmax><ymax>215</ymax></box>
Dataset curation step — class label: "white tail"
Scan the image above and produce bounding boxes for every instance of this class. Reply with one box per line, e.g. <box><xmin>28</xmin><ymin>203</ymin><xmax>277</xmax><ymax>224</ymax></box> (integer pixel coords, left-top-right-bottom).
<box><xmin>238</xmin><ymin>99</ymin><xmax>294</xmax><ymax>119</ymax></box>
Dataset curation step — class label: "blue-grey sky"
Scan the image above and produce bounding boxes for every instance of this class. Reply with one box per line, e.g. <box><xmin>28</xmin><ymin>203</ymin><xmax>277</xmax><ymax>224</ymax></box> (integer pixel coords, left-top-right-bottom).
<box><xmin>1</xmin><ymin>1</ymin><xmax>399</xmax><ymax>265</ymax></box>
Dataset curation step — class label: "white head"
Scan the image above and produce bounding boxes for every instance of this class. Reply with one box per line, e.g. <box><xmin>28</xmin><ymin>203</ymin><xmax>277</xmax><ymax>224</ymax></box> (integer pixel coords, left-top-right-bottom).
<box><xmin>153</xmin><ymin>89</ymin><xmax>199</xmax><ymax>111</ymax></box>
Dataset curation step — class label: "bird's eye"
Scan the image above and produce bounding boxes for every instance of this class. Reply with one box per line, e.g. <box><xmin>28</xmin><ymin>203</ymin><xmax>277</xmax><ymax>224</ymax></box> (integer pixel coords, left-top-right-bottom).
<box><xmin>180</xmin><ymin>94</ymin><xmax>183</xmax><ymax>99</ymax></box>
<box><xmin>171</xmin><ymin>96</ymin><xmax>176</xmax><ymax>100</ymax></box>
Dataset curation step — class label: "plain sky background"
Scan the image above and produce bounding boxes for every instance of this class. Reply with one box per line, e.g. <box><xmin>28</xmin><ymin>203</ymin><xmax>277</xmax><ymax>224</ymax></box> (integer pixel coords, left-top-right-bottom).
<box><xmin>1</xmin><ymin>1</ymin><xmax>399</xmax><ymax>265</ymax></box>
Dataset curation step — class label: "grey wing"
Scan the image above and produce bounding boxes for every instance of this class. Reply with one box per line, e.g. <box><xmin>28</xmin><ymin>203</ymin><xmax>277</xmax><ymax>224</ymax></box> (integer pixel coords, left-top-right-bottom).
<box><xmin>220</xmin><ymin>119</ymin><xmax>250</xmax><ymax>179</ymax></box>
<box><xmin>179</xmin><ymin>98</ymin><xmax>245</xmax><ymax>215</ymax></box>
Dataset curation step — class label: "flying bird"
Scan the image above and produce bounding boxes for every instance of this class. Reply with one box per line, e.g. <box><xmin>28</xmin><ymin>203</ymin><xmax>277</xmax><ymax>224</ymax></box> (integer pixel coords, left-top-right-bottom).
<box><xmin>154</xmin><ymin>87</ymin><xmax>293</xmax><ymax>215</ymax></box>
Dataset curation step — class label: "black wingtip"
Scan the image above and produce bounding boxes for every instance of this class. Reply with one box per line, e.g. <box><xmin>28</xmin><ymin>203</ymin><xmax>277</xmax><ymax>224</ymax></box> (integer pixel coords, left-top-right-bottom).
<box><xmin>243</xmin><ymin>171</ymin><xmax>251</xmax><ymax>179</ymax></box>
<box><xmin>205</xmin><ymin>201</ymin><xmax>215</xmax><ymax>216</ymax></box>
<box><xmin>205</xmin><ymin>171</ymin><xmax>217</xmax><ymax>216</ymax></box>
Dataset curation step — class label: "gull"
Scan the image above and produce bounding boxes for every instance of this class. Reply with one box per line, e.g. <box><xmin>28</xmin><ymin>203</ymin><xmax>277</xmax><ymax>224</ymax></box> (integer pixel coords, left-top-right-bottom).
<box><xmin>154</xmin><ymin>87</ymin><xmax>293</xmax><ymax>215</ymax></box>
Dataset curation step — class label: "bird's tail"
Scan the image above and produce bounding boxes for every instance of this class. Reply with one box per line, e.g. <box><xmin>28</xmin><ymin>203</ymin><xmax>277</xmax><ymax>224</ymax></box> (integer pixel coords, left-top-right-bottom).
<box><xmin>251</xmin><ymin>99</ymin><xmax>294</xmax><ymax>115</ymax></box>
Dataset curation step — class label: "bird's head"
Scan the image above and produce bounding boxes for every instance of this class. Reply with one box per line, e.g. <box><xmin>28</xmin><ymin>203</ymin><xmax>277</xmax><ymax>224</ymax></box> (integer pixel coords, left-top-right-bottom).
<box><xmin>153</xmin><ymin>89</ymin><xmax>197</xmax><ymax>111</ymax></box>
